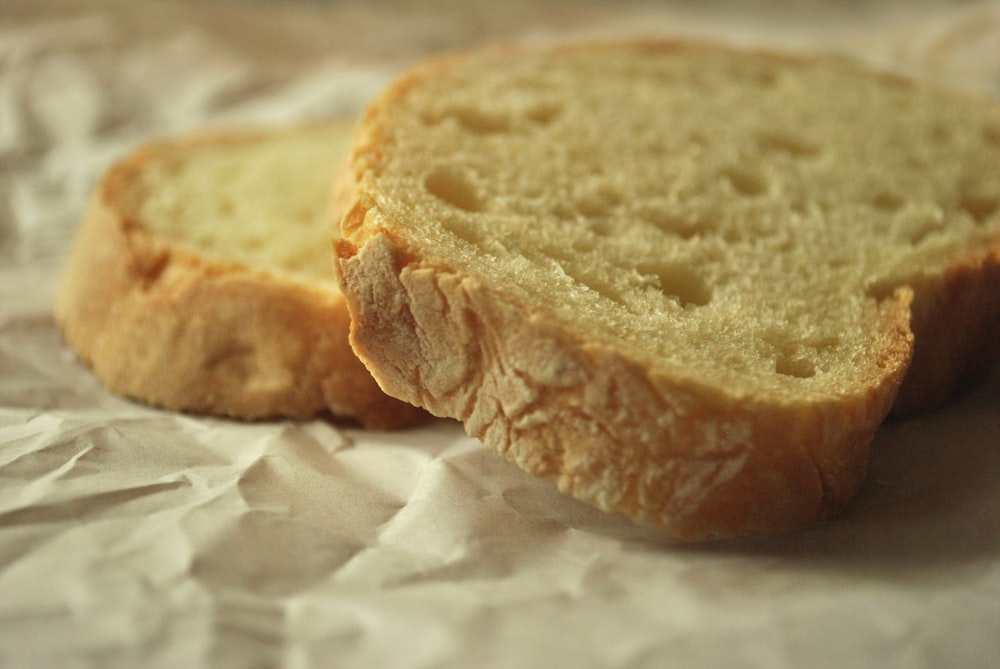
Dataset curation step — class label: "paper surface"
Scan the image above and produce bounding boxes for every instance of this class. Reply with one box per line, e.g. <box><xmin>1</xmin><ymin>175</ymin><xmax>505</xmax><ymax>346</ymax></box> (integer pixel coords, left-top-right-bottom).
<box><xmin>2</xmin><ymin>1</ymin><xmax>1000</xmax><ymax>667</ymax></box>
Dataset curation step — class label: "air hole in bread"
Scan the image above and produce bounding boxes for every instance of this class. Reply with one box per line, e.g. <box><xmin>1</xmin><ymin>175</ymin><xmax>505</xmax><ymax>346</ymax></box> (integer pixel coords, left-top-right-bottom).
<box><xmin>424</xmin><ymin>167</ymin><xmax>484</xmax><ymax>213</ymax></box>
<box><xmin>577</xmin><ymin>197</ymin><xmax>611</xmax><ymax>219</ymax></box>
<box><xmin>576</xmin><ymin>187</ymin><xmax>621</xmax><ymax>219</ymax></box>
<box><xmin>587</xmin><ymin>220</ymin><xmax>614</xmax><ymax>237</ymax></box>
<box><xmin>452</xmin><ymin>106</ymin><xmax>512</xmax><ymax>134</ymax></box>
<box><xmin>425</xmin><ymin>101</ymin><xmax>560</xmax><ymax>134</ymax></box>
<box><xmin>721</xmin><ymin>167</ymin><xmax>767</xmax><ymax>197</ymax></box>
<box><xmin>641</xmin><ymin>208</ymin><xmax>711</xmax><ymax>239</ymax></box>
<box><xmin>518</xmin><ymin>181</ymin><xmax>547</xmax><ymax>200</ymax></box>
<box><xmin>959</xmin><ymin>191</ymin><xmax>999</xmax><ymax>223</ymax></box>
<box><xmin>983</xmin><ymin>123</ymin><xmax>1000</xmax><ymax>147</ymax></box>
<box><xmin>906</xmin><ymin>222</ymin><xmax>939</xmax><ymax>246</ymax></box>
<box><xmin>755</xmin><ymin>130</ymin><xmax>820</xmax><ymax>158</ymax></box>
<box><xmin>526</xmin><ymin>102</ymin><xmax>562</xmax><ymax>126</ymax></box>
<box><xmin>549</xmin><ymin>200</ymin><xmax>579</xmax><ymax>221</ymax></box>
<box><xmin>637</xmin><ymin>261</ymin><xmax>711</xmax><ymax>307</ymax></box>
<box><xmin>754</xmin><ymin>68</ymin><xmax>779</xmax><ymax>87</ymax></box>
<box><xmin>572</xmin><ymin>237</ymin><xmax>597</xmax><ymax>254</ymax></box>
<box><xmin>893</xmin><ymin>205</ymin><xmax>945</xmax><ymax>245</ymax></box>
<box><xmin>905</xmin><ymin>153</ymin><xmax>930</xmax><ymax>170</ymax></box>
<box><xmin>871</xmin><ymin>191</ymin><xmax>904</xmax><ymax>212</ymax></box>
<box><xmin>930</xmin><ymin>122</ymin><xmax>954</xmax><ymax>142</ymax></box>
<box><xmin>774</xmin><ymin>353</ymin><xmax>816</xmax><ymax>379</ymax></box>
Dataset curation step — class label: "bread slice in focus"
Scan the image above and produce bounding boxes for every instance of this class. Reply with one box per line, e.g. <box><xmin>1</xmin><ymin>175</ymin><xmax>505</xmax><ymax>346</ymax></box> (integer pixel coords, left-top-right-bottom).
<box><xmin>334</xmin><ymin>42</ymin><xmax>1000</xmax><ymax>539</ymax></box>
<box><xmin>55</xmin><ymin>122</ymin><xmax>426</xmax><ymax>429</ymax></box>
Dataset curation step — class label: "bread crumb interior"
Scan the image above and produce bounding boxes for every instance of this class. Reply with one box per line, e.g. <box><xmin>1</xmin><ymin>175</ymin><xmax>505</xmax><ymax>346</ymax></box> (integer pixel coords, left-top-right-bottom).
<box><xmin>134</xmin><ymin>124</ymin><xmax>350</xmax><ymax>282</ymax></box>
<box><xmin>360</xmin><ymin>45</ymin><xmax>1000</xmax><ymax>397</ymax></box>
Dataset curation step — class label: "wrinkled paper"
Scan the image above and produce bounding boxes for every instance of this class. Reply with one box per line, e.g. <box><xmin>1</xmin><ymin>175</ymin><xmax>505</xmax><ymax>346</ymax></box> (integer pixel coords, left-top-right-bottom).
<box><xmin>2</xmin><ymin>1</ymin><xmax>1000</xmax><ymax>667</ymax></box>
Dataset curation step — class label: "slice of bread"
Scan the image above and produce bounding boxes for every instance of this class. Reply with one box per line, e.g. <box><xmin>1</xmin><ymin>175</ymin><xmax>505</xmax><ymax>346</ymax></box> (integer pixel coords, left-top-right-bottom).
<box><xmin>55</xmin><ymin>122</ymin><xmax>426</xmax><ymax>429</ymax></box>
<box><xmin>334</xmin><ymin>42</ymin><xmax>1000</xmax><ymax>539</ymax></box>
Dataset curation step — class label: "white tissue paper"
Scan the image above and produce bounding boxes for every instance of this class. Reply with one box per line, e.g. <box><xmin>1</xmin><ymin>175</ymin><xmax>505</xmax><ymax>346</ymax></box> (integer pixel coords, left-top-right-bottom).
<box><xmin>2</xmin><ymin>1</ymin><xmax>999</xmax><ymax>667</ymax></box>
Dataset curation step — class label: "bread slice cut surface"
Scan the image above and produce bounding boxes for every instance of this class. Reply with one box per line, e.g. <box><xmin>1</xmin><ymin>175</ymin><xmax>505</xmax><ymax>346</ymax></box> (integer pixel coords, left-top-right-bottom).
<box><xmin>335</xmin><ymin>42</ymin><xmax>1000</xmax><ymax>540</ymax></box>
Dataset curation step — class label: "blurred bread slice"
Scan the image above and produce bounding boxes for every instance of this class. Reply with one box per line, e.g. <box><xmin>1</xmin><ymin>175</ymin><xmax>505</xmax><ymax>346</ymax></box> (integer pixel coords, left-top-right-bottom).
<box><xmin>334</xmin><ymin>41</ymin><xmax>1000</xmax><ymax>539</ymax></box>
<box><xmin>55</xmin><ymin>121</ymin><xmax>426</xmax><ymax>429</ymax></box>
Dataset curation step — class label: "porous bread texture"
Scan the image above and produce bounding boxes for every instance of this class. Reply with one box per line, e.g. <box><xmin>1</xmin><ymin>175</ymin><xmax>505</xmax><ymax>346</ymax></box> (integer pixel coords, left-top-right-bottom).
<box><xmin>130</xmin><ymin>125</ymin><xmax>345</xmax><ymax>282</ymax></box>
<box><xmin>334</xmin><ymin>41</ymin><xmax>1000</xmax><ymax>539</ymax></box>
<box><xmin>55</xmin><ymin>122</ymin><xmax>427</xmax><ymax>429</ymax></box>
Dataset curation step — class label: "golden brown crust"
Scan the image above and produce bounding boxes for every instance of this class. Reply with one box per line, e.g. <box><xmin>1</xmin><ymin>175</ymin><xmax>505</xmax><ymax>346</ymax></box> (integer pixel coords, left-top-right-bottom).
<box><xmin>54</xmin><ymin>128</ymin><xmax>427</xmax><ymax>429</ymax></box>
<box><xmin>335</xmin><ymin>230</ymin><xmax>911</xmax><ymax>540</ymax></box>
